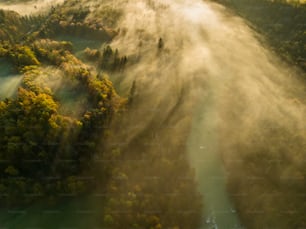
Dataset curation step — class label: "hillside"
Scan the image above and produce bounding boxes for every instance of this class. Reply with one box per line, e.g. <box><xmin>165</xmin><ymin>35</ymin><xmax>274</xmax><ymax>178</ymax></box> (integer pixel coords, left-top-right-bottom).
<box><xmin>0</xmin><ymin>1</ymin><xmax>306</xmax><ymax>229</ymax></box>
<box><xmin>212</xmin><ymin>0</ymin><xmax>306</xmax><ymax>73</ymax></box>
<box><xmin>0</xmin><ymin>1</ymin><xmax>203</xmax><ymax>228</ymax></box>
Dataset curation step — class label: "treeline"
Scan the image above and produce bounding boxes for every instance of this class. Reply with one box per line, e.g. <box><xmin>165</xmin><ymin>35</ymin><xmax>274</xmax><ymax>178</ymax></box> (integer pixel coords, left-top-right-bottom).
<box><xmin>212</xmin><ymin>0</ymin><xmax>306</xmax><ymax>72</ymax></box>
<box><xmin>0</xmin><ymin>36</ymin><xmax>124</xmax><ymax>207</ymax></box>
<box><xmin>0</xmin><ymin>63</ymin><xmax>202</xmax><ymax>227</ymax></box>
<box><xmin>0</xmin><ymin>87</ymin><xmax>84</xmax><ymax>206</ymax></box>
<box><xmin>0</xmin><ymin>9</ymin><xmax>45</xmax><ymax>42</ymax></box>
<box><xmin>0</xmin><ymin>1</ymin><xmax>203</xmax><ymax>228</ymax></box>
<box><xmin>83</xmin><ymin>45</ymin><xmax>127</xmax><ymax>72</ymax></box>
<box><xmin>0</xmin><ymin>0</ymin><xmax>119</xmax><ymax>44</ymax></box>
<box><xmin>37</xmin><ymin>1</ymin><xmax>118</xmax><ymax>41</ymax></box>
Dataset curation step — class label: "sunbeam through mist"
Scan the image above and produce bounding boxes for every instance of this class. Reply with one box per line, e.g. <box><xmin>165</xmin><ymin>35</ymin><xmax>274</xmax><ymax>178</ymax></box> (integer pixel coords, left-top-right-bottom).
<box><xmin>106</xmin><ymin>0</ymin><xmax>306</xmax><ymax>228</ymax></box>
<box><xmin>0</xmin><ymin>0</ymin><xmax>305</xmax><ymax>228</ymax></box>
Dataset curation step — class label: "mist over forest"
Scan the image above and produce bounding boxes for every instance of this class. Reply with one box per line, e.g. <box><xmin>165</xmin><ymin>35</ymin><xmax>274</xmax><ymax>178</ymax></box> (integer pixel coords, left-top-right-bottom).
<box><xmin>0</xmin><ymin>0</ymin><xmax>305</xmax><ymax>228</ymax></box>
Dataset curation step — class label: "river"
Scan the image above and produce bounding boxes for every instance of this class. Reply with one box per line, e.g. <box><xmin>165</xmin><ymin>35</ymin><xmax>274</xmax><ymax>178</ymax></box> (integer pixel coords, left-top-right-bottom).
<box><xmin>187</xmin><ymin>80</ymin><xmax>242</xmax><ymax>229</ymax></box>
<box><xmin>1</xmin><ymin>0</ymin><xmax>304</xmax><ymax>228</ymax></box>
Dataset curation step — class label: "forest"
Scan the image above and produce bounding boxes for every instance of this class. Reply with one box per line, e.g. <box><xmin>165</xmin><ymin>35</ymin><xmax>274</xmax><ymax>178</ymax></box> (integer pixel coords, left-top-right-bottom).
<box><xmin>0</xmin><ymin>0</ymin><xmax>305</xmax><ymax>228</ymax></box>
<box><xmin>0</xmin><ymin>1</ymin><xmax>202</xmax><ymax>228</ymax></box>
